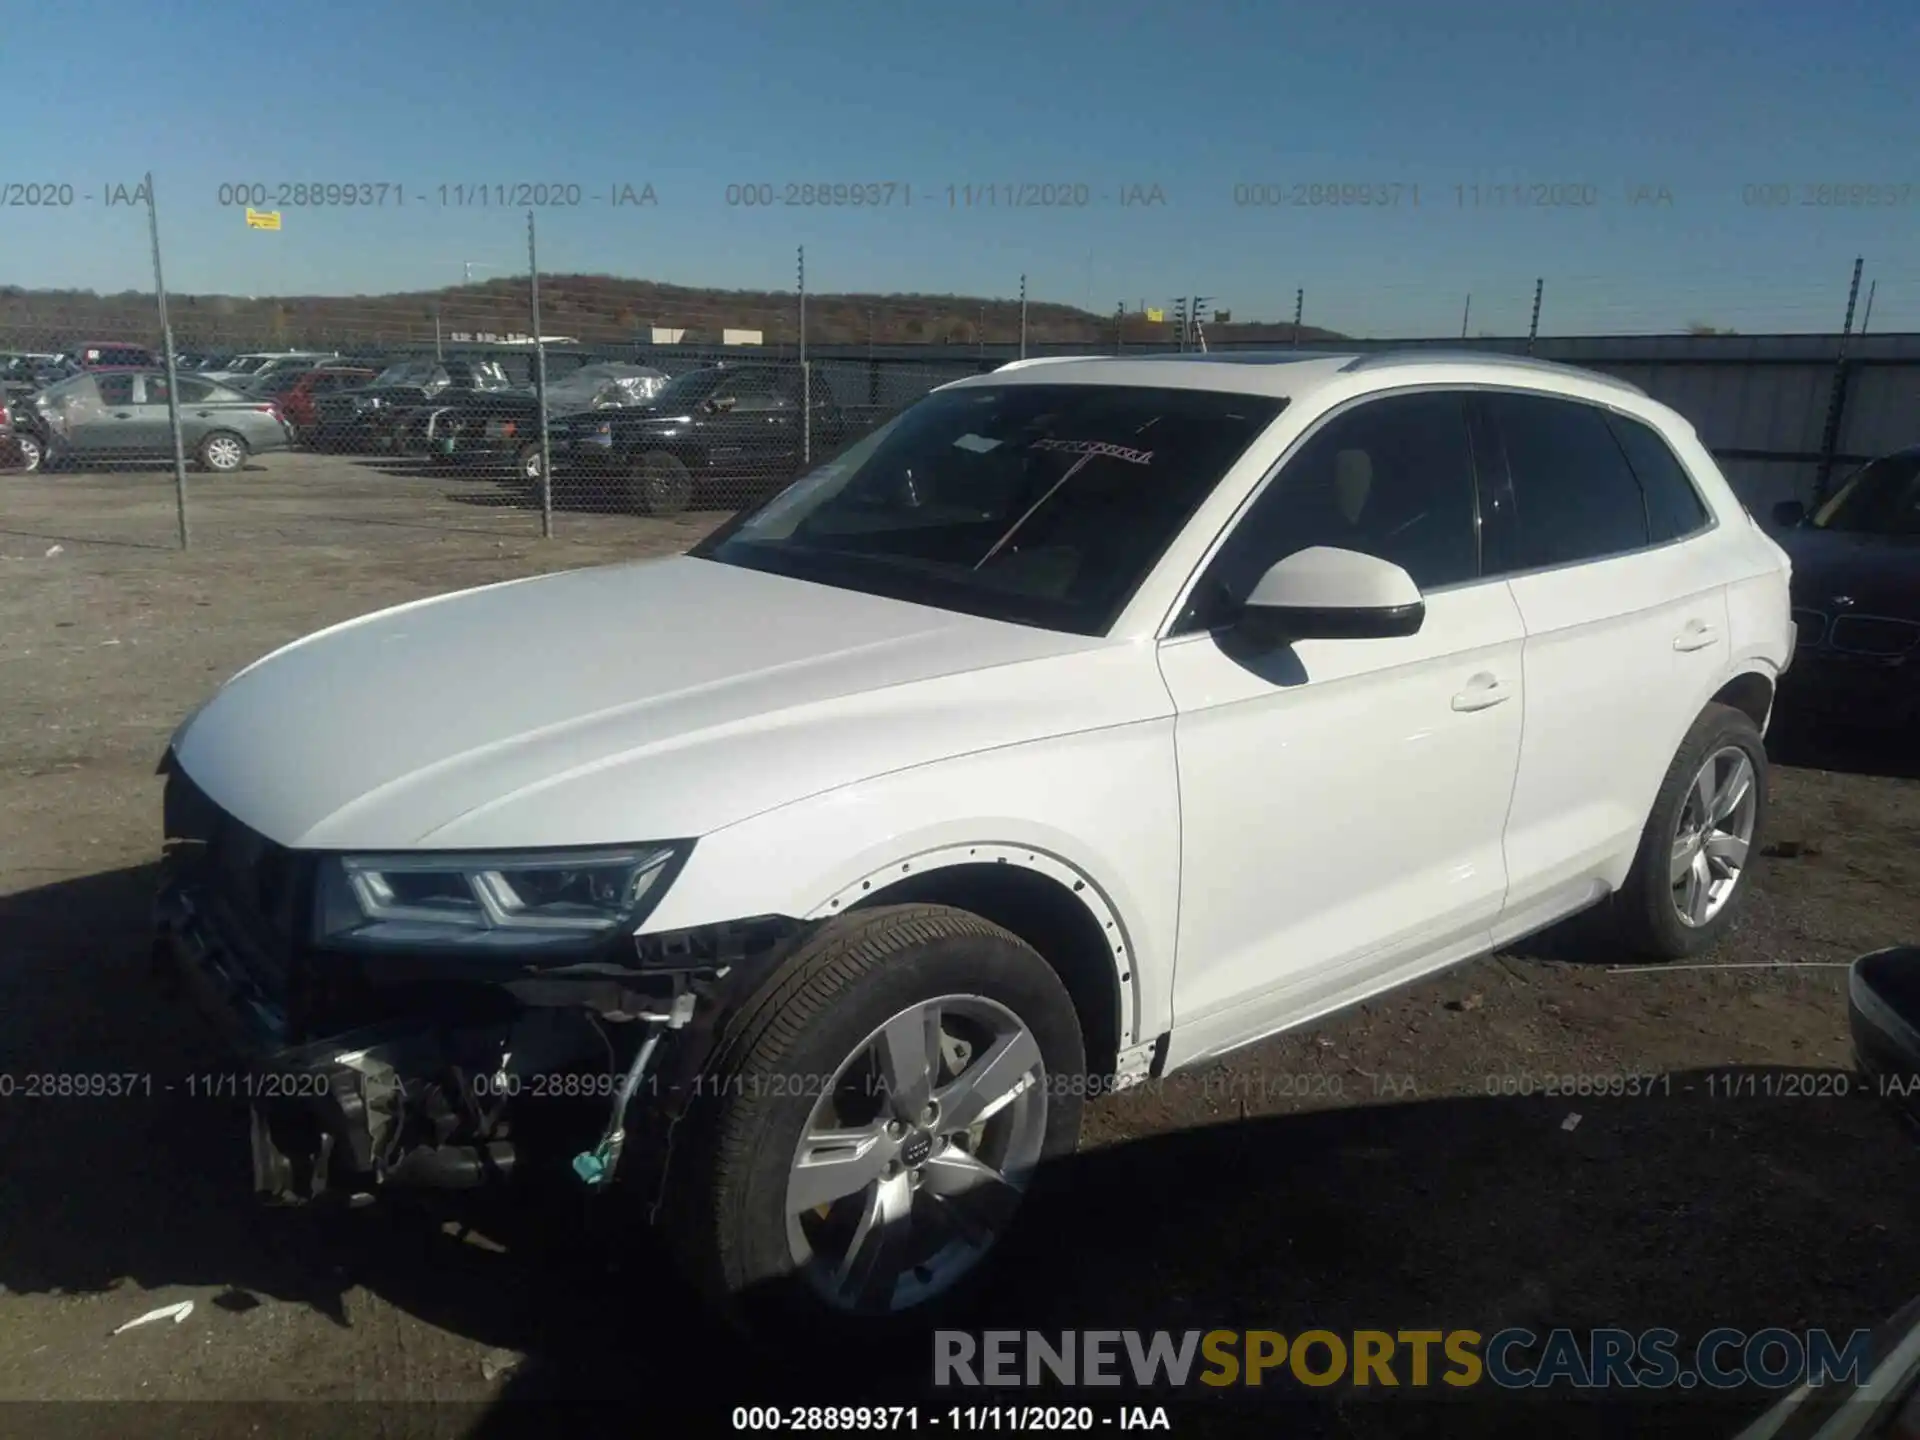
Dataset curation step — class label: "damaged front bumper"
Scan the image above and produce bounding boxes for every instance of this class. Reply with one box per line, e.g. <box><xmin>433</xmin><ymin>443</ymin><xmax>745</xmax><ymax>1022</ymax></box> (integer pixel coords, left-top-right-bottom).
<box><xmin>152</xmin><ymin>775</ymin><xmax>805</xmax><ymax>1208</ymax></box>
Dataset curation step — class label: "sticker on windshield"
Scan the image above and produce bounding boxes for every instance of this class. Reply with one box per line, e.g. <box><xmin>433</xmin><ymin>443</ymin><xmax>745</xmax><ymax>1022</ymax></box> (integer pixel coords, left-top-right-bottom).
<box><xmin>953</xmin><ymin>433</ymin><xmax>1002</xmax><ymax>453</ymax></box>
<box><xmin>1029</xmin><ymin>437</ymin><xmax>1154</xmax><ymax>465</ymax></box>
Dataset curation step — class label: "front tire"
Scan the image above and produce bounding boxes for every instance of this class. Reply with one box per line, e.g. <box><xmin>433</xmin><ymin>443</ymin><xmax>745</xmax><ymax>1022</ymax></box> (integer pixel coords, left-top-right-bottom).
<box><xmin>1614</xmin><ymin>702</ymin><xmax>1769</xmax><ymax>960</ymax></box>
<box><xmin>196</xmin><ymin>431</ymin><xmax>248</xmax><ymax>473</ymax></box>
<box><xmin>7</xmin><ymin>432</ymin><xmax>42</xmax><ymax>473</ymax></box>
<box><xmin>514</xmin><ymin>440</ymin><xmax>546</xmax><ymax>486</ymax></box>
<box><xmin>663</xmin><ymin>905</ymin><xmax>1085</xmax><ymax>1334</ymax></box>
<box><xmin>623</xmin><ymin>450</ymin><xmax>692</xmax><ymax>517</ymax></box>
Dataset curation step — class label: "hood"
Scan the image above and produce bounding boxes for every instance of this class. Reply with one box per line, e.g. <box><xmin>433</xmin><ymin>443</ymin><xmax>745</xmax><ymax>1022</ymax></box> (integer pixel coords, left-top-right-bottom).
<box><xmin>1777</xmin><ymin>526</ymin><xmax>1920</xmax><ymax>617</ymax></box>
<box><xmin>171</xmin><ymin>557</ymin><xmax>1153</xmax><ymax>851</ymax></box>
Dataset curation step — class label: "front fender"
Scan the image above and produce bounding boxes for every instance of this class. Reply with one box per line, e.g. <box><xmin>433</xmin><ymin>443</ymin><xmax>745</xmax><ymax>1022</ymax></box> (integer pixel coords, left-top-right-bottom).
<box><xmin>635</xmin><ymin>720</ymin><xmax>1182</xmax><ymax>1049</ymax></box>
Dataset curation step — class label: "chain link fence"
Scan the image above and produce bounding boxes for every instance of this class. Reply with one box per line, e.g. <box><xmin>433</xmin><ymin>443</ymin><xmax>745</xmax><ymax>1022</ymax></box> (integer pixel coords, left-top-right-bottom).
<box><xmin>4</xmin><ymin>182</ymin><xmax>1917</xmax><ymax>549</ymax></box>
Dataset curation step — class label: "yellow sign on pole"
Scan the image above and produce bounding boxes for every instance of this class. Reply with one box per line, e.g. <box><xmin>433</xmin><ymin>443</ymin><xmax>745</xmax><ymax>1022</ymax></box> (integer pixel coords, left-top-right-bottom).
<box><xmin>245</xmin><ymin>208</ymin><xmax>282</xmax><ymax>231</ymax></box>
<box><xmin>1145</xmin><ymin>307</ymin><xmax>1165</xmax><ymax>323</ymax></box>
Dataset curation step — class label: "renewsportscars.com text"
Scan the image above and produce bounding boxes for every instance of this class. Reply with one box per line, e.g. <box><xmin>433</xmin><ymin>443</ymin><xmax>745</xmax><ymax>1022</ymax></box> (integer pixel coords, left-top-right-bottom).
<box><xmin>934</xmin><ymin>1327</ymin><xmax>1874</xmax><ymax>1391</ymax></box>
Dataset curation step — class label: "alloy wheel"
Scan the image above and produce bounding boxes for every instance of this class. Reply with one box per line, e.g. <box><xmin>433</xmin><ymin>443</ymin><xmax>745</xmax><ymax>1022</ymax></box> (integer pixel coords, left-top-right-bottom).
<box><xmin>1669</xmin><ymin>745</ymin><xmax>1758</xmax><ymax>927</ymax></box>
<box><xmin>204</xmin><ymin>436</ymin><xmax>244</xmax><ymax>471</ymax></box>
<box><xmin>784</xmin><ymin>994</ymin><xmax>1047</xmax><ymax>1315</ymax></box>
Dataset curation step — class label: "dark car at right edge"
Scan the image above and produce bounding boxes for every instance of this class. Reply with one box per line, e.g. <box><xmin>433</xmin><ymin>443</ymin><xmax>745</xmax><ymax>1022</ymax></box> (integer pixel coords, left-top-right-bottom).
<box><xmin>1771</xmin><ymin>445</ymin><xmax>1920</xmax><ymax>735</ymax></box>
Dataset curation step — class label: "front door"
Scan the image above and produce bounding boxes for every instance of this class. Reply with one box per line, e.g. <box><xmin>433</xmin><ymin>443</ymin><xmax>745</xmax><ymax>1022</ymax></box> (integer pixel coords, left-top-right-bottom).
<box><xmin>1158</xmin><ymin>389</ymin><xmax>1526</xmax><ymax>1061</ymax></box>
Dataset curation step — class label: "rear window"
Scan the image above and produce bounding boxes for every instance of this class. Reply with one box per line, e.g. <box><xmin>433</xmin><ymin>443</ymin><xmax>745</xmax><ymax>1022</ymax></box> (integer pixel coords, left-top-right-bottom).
<box><xmin>696</xmin><ymin>383</ymin><xmax>1287</xmax><ymax>634</ymax></box>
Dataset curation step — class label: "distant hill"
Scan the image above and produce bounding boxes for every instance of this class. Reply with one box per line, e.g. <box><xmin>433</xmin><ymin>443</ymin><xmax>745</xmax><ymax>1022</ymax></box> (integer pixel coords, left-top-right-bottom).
<box><xmin>0</xmin><ymin>276</ymin><xmax>1350</xmax><ymax>352</ymax></box>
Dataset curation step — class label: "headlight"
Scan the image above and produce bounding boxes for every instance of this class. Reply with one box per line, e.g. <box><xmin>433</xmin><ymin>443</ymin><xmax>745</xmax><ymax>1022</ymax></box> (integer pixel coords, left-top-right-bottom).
<box><xmin>314</xmin><ymin>845</ymin><xmax>688</xmax><ymax>953</ymax></box>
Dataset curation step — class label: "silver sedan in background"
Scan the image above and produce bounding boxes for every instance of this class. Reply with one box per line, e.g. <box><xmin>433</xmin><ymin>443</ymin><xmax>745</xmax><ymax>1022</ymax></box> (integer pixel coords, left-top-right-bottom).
<box><xmin>18</xmin><ymin>368</ymin><xmax>295</xmax><ymax>472</ymax></box>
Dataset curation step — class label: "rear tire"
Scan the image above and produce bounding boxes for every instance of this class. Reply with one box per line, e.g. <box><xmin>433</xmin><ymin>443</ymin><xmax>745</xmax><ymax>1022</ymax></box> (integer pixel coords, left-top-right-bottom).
<box><xmin>1613</xmin><ymin>702</ymin><xmax>1769</xmax><ymax>960</ymax></box>
<box><xmin>624</xmin><ymin>450</ymin><xmax>692</xmax><ymax>517</ymax></box>
<box><xmin>661</xmin><ymin>904</ymin><xmax>1085</xmax><ymax>1339</ymax></box>
<box><xmin>196</xmin><ymin>431</ymin><xmax>249</xmax><ymax>473</ymax></box>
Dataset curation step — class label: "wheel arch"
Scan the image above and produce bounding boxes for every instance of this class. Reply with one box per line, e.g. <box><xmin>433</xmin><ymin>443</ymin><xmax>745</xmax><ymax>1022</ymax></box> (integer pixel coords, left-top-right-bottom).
<box><xmin>807</xmin><ymin>844</ymin><xmax>1137</xmax><ymax>1081</ymax></box>
<box><xmin>1709</xmin><ymin>668</ymin><xmax>1776</xmax><ymax>733</ymax></box>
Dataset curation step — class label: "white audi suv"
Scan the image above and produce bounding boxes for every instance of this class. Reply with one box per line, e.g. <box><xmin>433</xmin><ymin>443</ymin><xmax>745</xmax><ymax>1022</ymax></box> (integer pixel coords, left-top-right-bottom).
<box><xmin>155</xmin><ymin>349</ymin><xmax>1795</xmax><ymax>1329</ymax></box>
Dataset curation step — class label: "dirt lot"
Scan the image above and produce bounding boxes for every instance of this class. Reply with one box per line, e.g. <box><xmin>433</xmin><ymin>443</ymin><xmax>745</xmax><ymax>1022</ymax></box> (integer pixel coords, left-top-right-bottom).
<box><xmin>2</xmin><ymin>455</ymin><xmax>1918</xmax><ymax>1437</ymax></box>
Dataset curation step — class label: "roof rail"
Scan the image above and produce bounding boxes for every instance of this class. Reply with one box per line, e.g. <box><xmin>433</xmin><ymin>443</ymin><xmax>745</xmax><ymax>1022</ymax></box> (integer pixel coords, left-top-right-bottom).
<box><xmin>1338</xmin><ymin>349</ymin><xmax>1646</xmax><ymax>396</ymax></box>
<box><xmin>993</xmin><ymin>355</ymin><xmax>1112</xmax><ymax>372</ymax></box>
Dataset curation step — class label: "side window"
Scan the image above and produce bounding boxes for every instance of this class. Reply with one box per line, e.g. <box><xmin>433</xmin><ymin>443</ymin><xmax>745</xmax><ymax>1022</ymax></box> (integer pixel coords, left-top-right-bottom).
<box><xmin>135</xmin><ymin>374</ymin><xmax>169</xmax><ymax>405</ymax></box>
<box><xmin>719</xmin><ymin>372</ymin><xmax>787</xmax><ymax>412</ymax></box>
<box><xmin>1183</xmin><ymin>391</ymin><xmax>1481</xmax><ymax>630</ymax></box>
<box><xmin>1605</xmin><ymin>413</ymin><xmax>1711</xmax><ymax>543</ymax></box>
<box><xmin>96</xmin><ymin>373</ymin><xmax>136</xmax><ymax>406</ymax></box>
<box><xmin>1485</xmin><ymin>393</ymin><xmax>1650</xmax><ymax>571</ymax></box>
<box><xmin>174</xmin><ymin>376</ymin><xmax>216</xmax><ymax>403</ymax></box>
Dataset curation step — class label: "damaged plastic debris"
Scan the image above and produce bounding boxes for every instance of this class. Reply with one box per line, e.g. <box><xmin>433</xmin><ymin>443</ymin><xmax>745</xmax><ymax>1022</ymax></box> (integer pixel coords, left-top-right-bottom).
<box><xmin>111</xmin><ymin>1299</ymin><xmax>195</xmax><ymax>1335</ymax></box>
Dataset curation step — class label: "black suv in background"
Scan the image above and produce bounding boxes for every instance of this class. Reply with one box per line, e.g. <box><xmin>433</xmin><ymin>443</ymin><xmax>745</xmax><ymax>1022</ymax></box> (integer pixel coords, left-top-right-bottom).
<box><xmin>311</xmin><ymin>359</ymin><xmax>513</xmax><ymax>452</ymax></box>
<box><xmin>541</xmin><ymin>363</ymin><xmax>872</xmax><ymax>515</ymax></box>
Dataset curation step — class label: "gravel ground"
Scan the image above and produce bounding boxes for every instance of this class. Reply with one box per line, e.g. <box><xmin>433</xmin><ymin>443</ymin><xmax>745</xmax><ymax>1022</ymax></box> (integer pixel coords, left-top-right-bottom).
<box><xmin>1</xmin><ymin>457</ymin><xmax>1918</xmax><ymax>1437</ymax></box>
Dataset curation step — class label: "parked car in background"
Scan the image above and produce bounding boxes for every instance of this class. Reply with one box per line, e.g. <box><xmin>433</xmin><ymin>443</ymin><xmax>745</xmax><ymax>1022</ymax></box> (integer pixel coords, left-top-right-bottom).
<box><xmin>199</xmin><ymin>351</ymin><xmax>340</xmax><ymax>389</ymax></box>
<box><xmin>543</xmin><ymin>363</ymin><xmax>862</xmax><ymax>515</ymax></box>
<box><xmin>312</xmin><ymin>358</ymin><xmax>513</xmax><ymax>452</ymax></box>
<box><xmin>17</xmin><ymin>368</ymin><xmax>293</xmax><ymax>471</ymax></box>
<box><xmin>416</xmin><ymin>363</ymin><xmax>670</xmax><ymax>477</ymax></box>
<box><xmin>69</xmin><ymin>341</ymin><xmax>157</xmax><ymax>370</ymax></box>
<box><xmin>155</xmin><ymin>351</ymin><xmax>1792</xmax><ymax>1333</ymax></box>
<box><xmin>1771</xmin><ymin>445</ymin><xmax>1920</xmax><ymax>735</ymax></box>
<box><xmin>250</xmin><ymin>365</ymin><xmax>379</xmax><ymax>441</ymax></box>
<box><xmin>1</xmin><ymin>352</ymin><xmax>75</xmax><ymax>406</ymax></box>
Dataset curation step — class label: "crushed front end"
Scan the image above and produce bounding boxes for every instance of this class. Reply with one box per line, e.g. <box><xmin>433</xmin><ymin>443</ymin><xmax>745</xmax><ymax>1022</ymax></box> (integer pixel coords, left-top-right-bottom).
<box><xmin>152</xmin><ymin>756</ymin><xmax>803</xmax><ymax>1210</ymax></box>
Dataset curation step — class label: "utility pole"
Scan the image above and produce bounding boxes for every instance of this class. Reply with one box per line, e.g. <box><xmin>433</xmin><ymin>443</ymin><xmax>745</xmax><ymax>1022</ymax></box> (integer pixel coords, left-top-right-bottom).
<box><xmin>1172</xmin><ymin>298</ymin><xmax>1189</xmax><ymax>352</ymax></box>
<box><xmin>1114</xmin><ymin>301</ymin><xmax>1124</xmax><ymax>355</ymax></box>
<box><xmin>527</xmin><ymin>211</ymin><xmax>552</xmax><ymax>540</ymax></box>
<box><xmin>1191</xmin><ymin>296</ymin><xmax>1212</xmax><ymax>354</ymax></box>
<box><xmin>1018</xmin><ymin>274</ymin><xmax>1028</xmax><ymax>359</ymax></box>
<box><xmin>143</xmin><ymin>170</ymin><xmax>189</xmax><ymax>550</ymax></box>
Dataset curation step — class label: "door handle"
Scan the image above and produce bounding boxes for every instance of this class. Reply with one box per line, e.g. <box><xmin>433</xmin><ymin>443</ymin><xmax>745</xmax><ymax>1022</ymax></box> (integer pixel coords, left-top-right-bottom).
<box><xmin>113</xmin><ymin>412</ymin><xmax>132</xmax><ymax>419</ymax></box>
<box><xmin>1673</xmin><ymin>621</ymin><xmax>1719</xmax><ymax>652</ymax></box>
<box><xmin>1451</xmin><ymin>673</ymin><xmax>1512</xmax><ymax>712</ymax></box>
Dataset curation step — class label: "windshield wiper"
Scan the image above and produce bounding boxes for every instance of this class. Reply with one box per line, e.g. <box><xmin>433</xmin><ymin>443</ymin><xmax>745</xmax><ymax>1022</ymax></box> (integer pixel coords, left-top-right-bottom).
<box><xmin>972</xmin><ymin>452</ymin><xmax>1095</xmax><ymax>570</ymax></box>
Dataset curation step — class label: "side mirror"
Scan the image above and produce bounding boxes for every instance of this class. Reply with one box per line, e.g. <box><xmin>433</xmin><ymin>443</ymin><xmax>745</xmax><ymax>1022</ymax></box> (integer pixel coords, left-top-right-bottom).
<box><xmin>1772</xmin><ymin>499</ymin><xmax>1807</xmax><ymax>527</ymax></box>
<box><xmin>1235</xmin><ymin>546</ymin><xmax>1425</xmax><ymax>644</ymax></box>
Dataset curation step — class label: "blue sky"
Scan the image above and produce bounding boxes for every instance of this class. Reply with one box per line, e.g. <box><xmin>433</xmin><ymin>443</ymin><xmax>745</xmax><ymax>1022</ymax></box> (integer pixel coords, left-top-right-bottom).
<box><xmin>4</xmin><ymin>0</ymin><xmax>1917</xmax><ymax>336</ymax></box>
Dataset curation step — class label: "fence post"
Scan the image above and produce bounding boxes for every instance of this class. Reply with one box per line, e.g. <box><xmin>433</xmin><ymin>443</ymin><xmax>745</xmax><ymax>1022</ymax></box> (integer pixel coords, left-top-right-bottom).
<box><xmin>1018</xmin><ymin>274</ymin><xmax>1028</xmax><ymax>359</ymax></box>
<box><xmin>1291</xmin><ymin>288</ymin><xmax>1303</xmax><ymax>348</ymax></box>
<box><xmin>797</xmin><ymin>247</ymin><xmax>806</xmax><ymax>368</ymax></box>
<box><xmin>1460</xmin><ymin>294</ymin><xmax>1471</xmax><ymax>339</ymax></box>
<box><xmin>143</xmin><ymin>171</ymin><xmax>189</xmax><ymax>550</ymax></box>
<box><xmin>527</xmin><ymin>211</ymin><xmax>552</xmax><ymax>539</ymax></box>
<box><xmin>802</xmin><ymin>360</ymin><xmax>812</xmax><ymax>467</ymax></box>
<box><xmin>1813</xmin><ymin>255</ymin><xmax>1865</xmax><ymax>505</ymax></box>
<box><xmin>1526</xmin><ymin>278</ymin><xmax>1544</xmax><ymax>355</ymax></box>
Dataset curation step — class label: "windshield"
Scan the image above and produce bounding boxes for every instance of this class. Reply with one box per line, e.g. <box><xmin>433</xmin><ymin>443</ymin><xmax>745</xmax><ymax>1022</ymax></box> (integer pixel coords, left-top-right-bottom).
<box><xmin>694</xmin><ymin>383</ymin><xmax>1286</xmax><ymax>634</ymax></box>
<box><xmin>1810</xmin><ymin>453</ymin><xmax>1920</xmax><ymax>536</ymax></box>
<box><xmin>650</xmin><ymin>368</ymin><xmax>729</xmax><ymax>410</ymax></box>
<box><xmin>251</xmin><ymin>369</ymin><xmax>312</xmax><ymax>396</ymax></box>
<box><xmin>372</xmin><ymin>361</ymin><xmax>440</xmax><ymax>387</ymax></box>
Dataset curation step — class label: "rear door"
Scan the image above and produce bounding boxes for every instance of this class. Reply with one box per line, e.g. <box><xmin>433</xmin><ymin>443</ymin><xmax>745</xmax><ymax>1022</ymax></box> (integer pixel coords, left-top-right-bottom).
<box><xmin>1477</xmin><ymin>390</ymin><xmax>1731</xmax><ymax>943</ymax></box>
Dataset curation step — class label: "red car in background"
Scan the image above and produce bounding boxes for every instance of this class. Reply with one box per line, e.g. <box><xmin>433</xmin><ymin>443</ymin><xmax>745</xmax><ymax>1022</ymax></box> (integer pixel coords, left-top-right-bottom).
<box><xmin>250</xmin><ymin>365</ymin><xmax>378</xmax><ymax>440</ymax></box>
<box><xmin>71</xmin><ymin>342</ymin><xmax>158</xmax><ymax>370</ymax></box>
